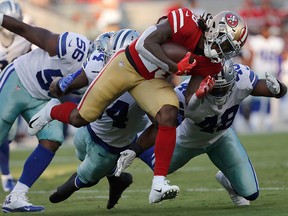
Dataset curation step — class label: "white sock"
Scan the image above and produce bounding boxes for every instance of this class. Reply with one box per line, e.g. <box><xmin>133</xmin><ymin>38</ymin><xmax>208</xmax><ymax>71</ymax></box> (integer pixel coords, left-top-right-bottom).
<box><xmin>11</xmin><ymin>181</ymin><xmax>29</xmax><ymax>194</ymax></box>
<box><xmin>1</xmin><ymin>174</ymin><xmax>13</xmax><ymax>181</ymax></box>
<box><xmin>152</xmin><ymin>175</ymin><xmax>166</xmax><ymax>184</ymax></box>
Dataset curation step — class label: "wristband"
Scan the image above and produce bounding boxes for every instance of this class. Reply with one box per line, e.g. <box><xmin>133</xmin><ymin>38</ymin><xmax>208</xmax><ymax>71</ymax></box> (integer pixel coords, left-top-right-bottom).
<box><xmin>0</xmin><ymin>13</ymin><xmax>4</xmax><ymax>26</ymax></box>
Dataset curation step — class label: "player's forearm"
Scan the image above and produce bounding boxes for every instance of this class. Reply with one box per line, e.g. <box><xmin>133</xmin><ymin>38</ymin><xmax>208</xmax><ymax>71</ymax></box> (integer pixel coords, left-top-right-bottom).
<box><xmin>58</xmin><ymin>70</ymin><xmax>88</xmax><ymax>94</ymax></box>
<box><xmin>1</xmin><ymin>14</ymin><xmax>57</xmax><ymax>53</ymax></box>
<box><xmin>135</xmin><ymin>26</ymin><xmax>177</xmax><ymax>72</ymax></box>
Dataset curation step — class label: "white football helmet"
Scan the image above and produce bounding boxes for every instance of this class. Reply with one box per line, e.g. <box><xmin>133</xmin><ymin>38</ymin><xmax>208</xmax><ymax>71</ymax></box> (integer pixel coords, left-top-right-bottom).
<box><xmin>93</xmin><ymin>31</ymin><xmax>114</xmax><ymax>63</ymax></box>
<box><xmin>207</xmin><ymin>59</ymin><xmax>236</xmax><ymax>106</ymax></box>
<box><xmin>204</xmin><ymin>11</ymin><xmax>248</xmax><ymax>63</ymax></box>
<box><xmin>108</xmin><ymin>29</ymin><xmax>140</xmax><ymax>57</ymax></box>
<box><xmin>0</xmin><ymin>0</ymin><xmax>23</xmax><ymax>39</ymax></box>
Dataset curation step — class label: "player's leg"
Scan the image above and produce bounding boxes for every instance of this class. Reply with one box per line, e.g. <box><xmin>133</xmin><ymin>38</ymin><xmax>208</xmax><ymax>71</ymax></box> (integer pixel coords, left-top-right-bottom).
<box><xmin>28</xmin><ymin>50</ymin><xmax>139</xmax><ymax>135</ymax></box>
<box><xmin>0</xmin><ymin>67</ymin><xmax>27</xmax><ymax>194</ymax></box>
<box><xmin>207</xmin><ymin>128</ymin><xmax>259</xmax><ymax>206</ymax></box>
<box><xmin>139</xmin><ymin>142</ymin><xmax>204</xmax><ymax>173</ymax></box>
<box><xmin>49</xmin><ymin>126</ymin><xmax>132</xmax><ymax>209</ymax></box>
<box><xmin>2</xmin><ymin>101</ymin><xmax>64</xmax><ymax>213</ymax></box>
<box><xmin>130</xmin><ymin>78</ymin><xmax>180</xmax><ymax>203</ymax></box>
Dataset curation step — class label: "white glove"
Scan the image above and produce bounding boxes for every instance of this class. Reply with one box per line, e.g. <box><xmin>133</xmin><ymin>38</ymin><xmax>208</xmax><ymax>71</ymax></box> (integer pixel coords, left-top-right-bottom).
<box><xmin>115</xmin><ymin>150</ymin><xmax>136</xmax><ymax>177</ymax></box>
<box><xmin>265</xmin><ymin>72</ymin><xmax>280</xmax><ymax>95</ymax></box>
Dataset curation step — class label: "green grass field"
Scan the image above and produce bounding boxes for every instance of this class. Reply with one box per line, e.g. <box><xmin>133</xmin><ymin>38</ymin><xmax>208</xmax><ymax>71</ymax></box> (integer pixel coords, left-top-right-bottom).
<box><xmin>1</xmin><ymin>132</ymin><xmax>288</xmax><ymax>215</ymax></box>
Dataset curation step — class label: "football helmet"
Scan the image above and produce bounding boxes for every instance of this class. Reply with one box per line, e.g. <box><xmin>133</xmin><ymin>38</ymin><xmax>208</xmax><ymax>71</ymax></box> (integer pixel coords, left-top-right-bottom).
<box><xmin>207</xmin><ymin>59</ymin><xmax>236</xmax><ymax>106</ymax></box>
<box><xmin>93</xmin><ymin>31</ymin><xmax>114</xmax><ymax>63</ymax></box>
<box><xmin>108</xmin><ymin>29</ymin><xmax>140</xmax><ymax>56</ymax></box>
<box><xmin>204</xmin><ymin>11</ymin><xmax>248</xmax><ymax>63</ymax></box>
<box><xmin>0</xmin><ymin>0</ymin><xmax>23</xmax><ymax>39</ymax></box>
<box><xmin>0</xmin><ymin>0</ymin><xmax>23</xmax><ymax>20</ymax></box>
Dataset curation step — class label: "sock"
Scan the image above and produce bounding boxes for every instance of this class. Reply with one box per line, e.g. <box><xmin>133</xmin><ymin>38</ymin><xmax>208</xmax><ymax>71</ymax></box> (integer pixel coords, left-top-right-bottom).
<box><xmin>19</xmin><ymin>144</ymin><xmax>55</xmax><ymax>187</ymax></box>
<box><xmin>0</xmin><ymin>139</ymin><xmax>10</xmax><ymax>175</ymax></box>
<box><xmin>139</xmin><ymin>146</ymin><xmax>155</xmax><ymax>170</ymax></box>
<box><xmin>153</xmin><ymin>125</ymin><xmax>176</xmax><ymax>176</ymax></box>
<box><xmin>51</xmin><ymin>102</ymin><xmax>77</xmax><ymax>123</ymax></box>
<box><xmin>75</xmin><ymin>175</ymin><xmax>99</xmax><ymax>188</ymax></box>
<box><xmin>12</xmin><ymin>181</ymin><xmax>29</xmax><ymax>194</ymax></box>
<box><xmin>152</xmin><ymin>176</ymin><xmax>166</xmax><ymax>184</ymax></box>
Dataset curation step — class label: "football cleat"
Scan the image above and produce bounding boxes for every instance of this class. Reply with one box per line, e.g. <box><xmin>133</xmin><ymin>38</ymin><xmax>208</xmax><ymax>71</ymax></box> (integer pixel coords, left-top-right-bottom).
<box><xmin>215</xmin><ymin>171</ymin><xmax>250</xmax><ymax>206</ymax></box>
<box><xmin>2</xmin><ymin>192</ymin><xmax>44</xmax><ymax>213</ymax></box>
<box><xmin>28</xmin><ymin>98</ymin><xmax>60</xmax><ymax>135</ymax></box>
<box><xmin>49</xmin><ymin>172</ymin><xmax>79</xmax><ymax>203</ymax></box>
<box><xmin>106</xmin><ymin>172</ymin><xmax>133</xmax><ymax>209</ymax></box>
<box><xmin>149</xmin><ymin>180</ymin><xmax>180</xmax><ymax>204</ymax></box>
<box><xmin>1</xmin><ymin>175</ymin><xmax>16</xmax><ymax>192</ymax></box>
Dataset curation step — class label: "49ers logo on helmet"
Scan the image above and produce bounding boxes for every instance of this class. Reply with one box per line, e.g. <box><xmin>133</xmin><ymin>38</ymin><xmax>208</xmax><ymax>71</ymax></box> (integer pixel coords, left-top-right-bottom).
<box><xmin>225</xmin><ymin>12</ymin><xmax>238</xmax><ymax>28</ymax></box>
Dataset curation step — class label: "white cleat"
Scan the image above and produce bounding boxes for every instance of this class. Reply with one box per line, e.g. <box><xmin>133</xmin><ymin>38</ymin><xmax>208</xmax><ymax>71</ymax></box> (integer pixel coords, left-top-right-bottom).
<box><xmin>149</xmin><ymin>180</ymin><xmax>180</xmax><ymax>204</ymax></box>
<box><xmin>28</xmin><ymin>99</ymin><xmax>60</xmax><ymax>135</ymax></box>
<box><xmin>2</xmin><ymin>191</ymin><xmax>45</xmax><ymax>213</ymax></box>
<box><xmin>215</xmin><ymin>171</ymin><xmax>250</xmax><ymax>206</ymax></box>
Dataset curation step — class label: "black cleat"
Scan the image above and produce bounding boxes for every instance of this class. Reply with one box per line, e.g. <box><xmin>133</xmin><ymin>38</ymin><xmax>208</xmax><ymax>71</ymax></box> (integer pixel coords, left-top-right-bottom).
<box><xmin>49</xmin><ymin>172</ymin><xmax>79</xmax><ymax>203</ymax></box>
<box><xmin>106</xmin><ymin>172</ymin><xmax>133</xmax><ymax>209</ymax></box>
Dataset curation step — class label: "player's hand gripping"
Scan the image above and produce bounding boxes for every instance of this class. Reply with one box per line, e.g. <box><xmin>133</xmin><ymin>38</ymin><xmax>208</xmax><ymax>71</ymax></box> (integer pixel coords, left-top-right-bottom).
<box><xmin>175</xmin><ymin>52</ymin><xmax>197</xmax><ymax>75</ymax></box>
<box><xmin>195</xmin><ymin>75</ymin><xmax>215</xmax><ymax>98</ymax></box>
<box><xmin>115</xmin><ymin>150</ymin><xmax>136</xmax><ymax>177</ymax></box>
<box><xmin>265</xmin><ymin>72</ymin><xmax>280</xmax><ymax>95</ymax></box>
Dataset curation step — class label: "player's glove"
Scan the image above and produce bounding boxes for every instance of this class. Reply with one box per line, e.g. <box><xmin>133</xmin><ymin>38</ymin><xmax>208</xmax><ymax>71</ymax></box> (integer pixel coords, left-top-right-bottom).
<box><xmin>195</xmin><ymin>75</ymin><xmax>215</xmax><ymax>98</ymax></box>
<box><xmin>265</xmin><ymin>72</ymin><xmax>280</xmax><ymax>95</ymax></box>
<box><xmin>115</xmin><ymin>150</ymin><xmax>136</xmax><ymax>177</ymax></box>
<box><xmin>175</xmin><ymin>52</ymin><xmax>197</xmax><ymax>76</ymax></box>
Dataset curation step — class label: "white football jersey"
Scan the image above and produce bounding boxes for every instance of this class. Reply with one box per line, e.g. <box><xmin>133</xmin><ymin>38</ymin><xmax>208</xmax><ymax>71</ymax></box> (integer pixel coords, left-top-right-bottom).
<box><xmin>14</xmin><ymin>32</ymin><xmax>91</xmax><ymax>99</ymax></box>
<box><xmin>89</xmin><ymin>92</ymin><xmax>148</xmax><ymax>148</ymax></box>
<box><xmin>0</xmin><ymin>34</ymin><xmax>31</xmax><ymax>70</ymax></box>
<box><xmin>175</xmin><ymin>64</ymin><xmax>259</xmax><ymax>148</ymax></box>
<box><xmin>248</xmin><ymin>35</ymin><xmax>284</xmax><ymax>78</ymax></box>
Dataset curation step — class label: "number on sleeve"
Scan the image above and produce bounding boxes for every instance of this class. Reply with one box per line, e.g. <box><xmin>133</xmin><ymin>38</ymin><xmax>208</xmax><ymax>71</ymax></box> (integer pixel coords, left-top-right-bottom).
<box><xmin>71</xmin><ymin>38</ymin><xmax>87</xmax><ymax>62</ymax></box>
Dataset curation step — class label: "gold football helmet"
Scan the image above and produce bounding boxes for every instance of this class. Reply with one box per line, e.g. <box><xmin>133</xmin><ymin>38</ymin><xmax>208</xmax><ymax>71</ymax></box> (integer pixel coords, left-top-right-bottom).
<box><xmin>204</xmin><ymin>11</ymin><xmax>248</xmax><ymax>63</ymax></box>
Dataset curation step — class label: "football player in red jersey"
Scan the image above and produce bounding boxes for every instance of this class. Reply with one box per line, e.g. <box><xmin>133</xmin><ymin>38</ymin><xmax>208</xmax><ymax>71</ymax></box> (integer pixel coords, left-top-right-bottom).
<box><xmin>28</xmin><ymin>8</ymin><xmax>248</xmax><ymax>204</ymax></box>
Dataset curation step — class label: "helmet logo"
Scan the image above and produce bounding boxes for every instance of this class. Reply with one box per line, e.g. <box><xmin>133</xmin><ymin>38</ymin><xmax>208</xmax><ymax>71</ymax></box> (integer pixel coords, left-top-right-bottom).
<box><xmin>225</xmin><ymin>13</ymin><xmax>238</xmax><ymax>28</ymax></box>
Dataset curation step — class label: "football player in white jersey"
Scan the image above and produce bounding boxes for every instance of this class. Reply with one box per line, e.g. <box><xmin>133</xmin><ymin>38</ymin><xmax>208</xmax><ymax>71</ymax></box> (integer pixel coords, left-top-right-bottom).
<box><xmin>0</xmin><ymin>12</ymin><xmax>97</xmax><ymax>212</ymax></box>
<box><xmin>0</xmin><ymin>0</ymin><xmax>32</xmax><ymax>193</ymax></box>
<box><xmin>41</xmin><ymin>29</ymin><xmax>145</xmax><ymax>209</ymax></box>
<box><xmin>138</xmin><ymin>60</ymin><xmax>287</xmax><ymax>206</ymax></box>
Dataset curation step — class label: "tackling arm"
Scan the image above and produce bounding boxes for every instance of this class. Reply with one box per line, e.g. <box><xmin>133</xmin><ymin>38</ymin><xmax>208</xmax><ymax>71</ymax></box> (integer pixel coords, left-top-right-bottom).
<box><xmin>135</xmin><ymin>20</ymin><xmax>177</xmax><ymax>72</ymax></box>
<box><xmin>251</xmin><ymin>73</ymin><xmax>287</xmax><ymax>98</ymax></box>
<box><xmin>0</xmin><ymin>13</ymin><xmax>59</xmax><ymax>56</ymax></box>
<box><xmin>49</xmin><ymin>69</ymin><xmax>88</xmax><ymax>98</ymax></box>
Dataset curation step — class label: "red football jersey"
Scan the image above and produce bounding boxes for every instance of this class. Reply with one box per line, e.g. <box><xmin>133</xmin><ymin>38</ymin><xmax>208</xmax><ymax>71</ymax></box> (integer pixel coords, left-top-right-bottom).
<box><xmin>188</xmin><ymin>54</ymin><xmax>223</xmax><ymax>77</ymax></box>
<box><xmin>128</xmin><ymin>8</ymin><xmax>222</xmax><ymax>79</ymax></box>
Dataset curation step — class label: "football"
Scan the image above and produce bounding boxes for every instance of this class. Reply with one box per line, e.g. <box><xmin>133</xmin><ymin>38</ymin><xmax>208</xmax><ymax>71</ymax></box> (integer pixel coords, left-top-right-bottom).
<box><xmin>161</xmin><ymin>43</ymin><xmax>194</xmax><ymax>63</ymax></box>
